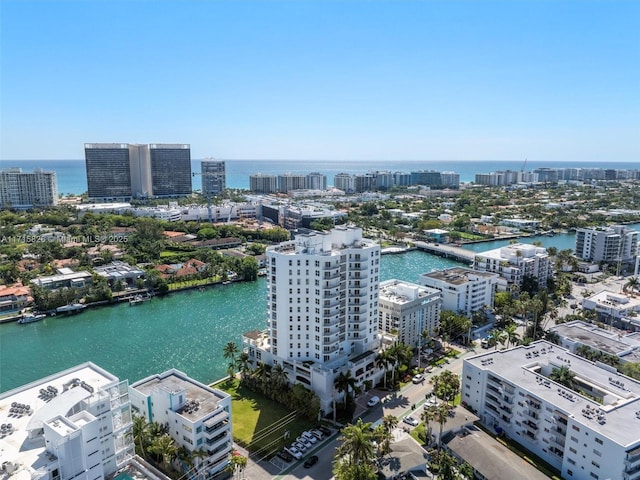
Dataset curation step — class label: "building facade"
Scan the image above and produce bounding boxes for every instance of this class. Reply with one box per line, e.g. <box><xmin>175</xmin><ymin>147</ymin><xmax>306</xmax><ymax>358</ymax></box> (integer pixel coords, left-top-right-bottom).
<box><xmin>249</xmin><ymin>174</ymin><xmax>278</xmax><ymax>194</ymax></box>
<box><xmin>0</xmin><ymin>168</ymin><xmax>58</xmax><ymax>208</ymax></box>
<box><xmin>418</xmin><ymin>267</ymin><xmax>498</xmax><ymax>317</ymax></box>
<box><xmin>378</xmin><ymin>279</ymin><xmax>441</xmax><ymax>348</ymax></box>
<box><xmin>201</xmin><ymin>159</ymin><xmax>226</xmax><ymax>197</ymax></box>
<box><xmin>149</xmin><ymin>144</ymin><xmax>192</xmax><ymax>197</ymax></box>
<box><xmin>575</xmin><ymin>226</ymin><xmax>639</xmax><ymax>264</ymax></box>
<box><xmin>129</xmin><ymin>369</ymin><xmax>232</xmax><ymax>479</ymax></box>
<box><xmin>277</xmin><ymin>173</ymin><xmax>306</xmax><ymax>193</ymax></box>
<box><xmin>242</xmin><ymin>226</ymin><xmax>382</xmax><ymax>412</ymax></box>
<box><xmin>0</xmin><ymin>363</ymin><xmax>134</xmax><ymax>480</ymax></box>
<box><xmin>85</xmin><ymin>143</ymin><xmax>191</xmax><ymax>201</ymax></box>
<box><xmin>306</xmin><ymin>172</ymin><xmax>327</xmax><ymax>191</ymax></box>
<box><xmin>462</xmin><ymin>341</ymin><xmax>640</xmax><ymax>480</ymax></box>
<box><xmin>333</xmin><ymin>173</ymin><xmax>356</xmax><ymax>193</ymax></box>
<box><xmin>473</xmin><ymin>243</ymin><xmax>552</xmax><ymax>290</ymax></box>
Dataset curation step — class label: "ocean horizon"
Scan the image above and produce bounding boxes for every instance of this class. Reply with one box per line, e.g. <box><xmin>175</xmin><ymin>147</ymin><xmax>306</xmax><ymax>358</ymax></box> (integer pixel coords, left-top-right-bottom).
<box><xmin>3</xmin><ymin>159</ymin><xmax>638</xmax><ymax>196</ymax></box>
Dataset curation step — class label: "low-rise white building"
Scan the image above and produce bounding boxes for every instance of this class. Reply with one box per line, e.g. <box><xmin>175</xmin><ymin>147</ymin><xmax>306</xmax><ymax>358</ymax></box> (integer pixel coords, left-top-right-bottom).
<box><xmin>128</xmin><ymin>369</ymin><xmax>233</xmax><ymax>479</ymax></box>
<box><xmin>473</xmin><ymin>243</ymin><xmax>553</xmax><ymax>290</ymax></box>
<box><xmin>0</xmin><ymin>363</ymin><xmax>134</xmax><ymax>480</ymax></box>
<box><xmin>582</xmin><ymin>290</ymin><xmax>640</xmax><ymax>329</ymax></box>
<box><xmin>378</xmin><ymin>279</ymin><xmax>441</xmax><ymax>348</ymax></box>
<box><xmin>462</xmin><ymin>341</ymin><xmax>640</xmax><ymax>480</ymax></box>
<box><xmin>418</xmin><ymin>267</ymin><xmax>498</xmax><ymax>317</ymax></box>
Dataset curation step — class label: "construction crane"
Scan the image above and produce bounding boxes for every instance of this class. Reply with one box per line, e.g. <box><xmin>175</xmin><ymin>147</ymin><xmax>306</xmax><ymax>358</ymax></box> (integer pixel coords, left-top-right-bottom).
<box><xmin>521</xmin><ymin>158</ymin><xmax>528</xmax><ymax>173</ymax></box>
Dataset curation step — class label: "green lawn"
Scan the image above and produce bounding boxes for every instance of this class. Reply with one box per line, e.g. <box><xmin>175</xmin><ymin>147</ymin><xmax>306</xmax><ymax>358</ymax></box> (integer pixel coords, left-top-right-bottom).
<box><xmin>215</xmin><ymin>379</ymin><xmax>316</xmax><ymax>457</ymax></box>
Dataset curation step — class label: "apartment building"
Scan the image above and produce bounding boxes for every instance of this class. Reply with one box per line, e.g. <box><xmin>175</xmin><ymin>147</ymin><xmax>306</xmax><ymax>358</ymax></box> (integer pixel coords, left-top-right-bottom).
<box><xmin>249</xmin><ymin>174</ymin><xmax>278</xmax><ymax>194</ymax></box>
<box><xmin>418</xmin><ymin>267</ymin><xmax>498</xmax><ymax>317</ymax></box>
<box><xmin>305</xmin><ymin>172</ymin><xmax>327</xmax><ymax>191</ymax></box>
<box><xmin>378</xmin><ymin>279</ymin><xmax>441</xmax><ymax>348</ymax></box>
<box><xmin>473</xmin><ymin>243</ymin><xmax>552</xmax><ymax>290</ymax></box>
<box><xmin>462</xmin><ymin>341</ymin><xmax>640</xmax><ymax>480</ymax></box>
<box><xmin>0</xmin><ymin>168</ymin><xmax>58</xmax><ymax>208</ymax></box>
<box><xmin>333</xmin><ymin>173</ymin><xmax>356</xmax><ymax>193</ymax></box>
<box><xmin>129</xmin><ymin>369</ymin><xmax>232</xmax><ymax>479</ymax></box>
<box><xmin>0</xmin><ymin>363</ymin><xmax>134</xmax><ymax>480</ymax></box>
<box><xmin>84</xmin><ymin>143</ymin><xmax>191</xmax><ymax>201</ymax></box>
<box><xmin>200</xmin><ymin>159</ymin><xmax>226</xmax><ymax>197</ymax></box>
<box><xmin>575</xmin><ymin>226</ymin><xmax>639</xmax><ymax>264</ymax></box>
<box><xmin>242</xmin><ymin>226</ymin><xmax>382</xmax><ymax>412</ymax></box>
<box><xmin>277</xmin><ymin>173</ymin><xmax>306</xmax><ymax>193</ymax></box>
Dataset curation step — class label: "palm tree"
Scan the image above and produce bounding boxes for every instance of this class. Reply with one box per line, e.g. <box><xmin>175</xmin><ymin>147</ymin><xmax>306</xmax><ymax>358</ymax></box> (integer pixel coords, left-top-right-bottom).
<box><xmin>132</xmin><ymin>415</ymin><xmax>150</xmax><ymax>458</ymax></box>
<box><xmin>334</xmin><ymin>418</ymin><xmax>376</xmax><ymax>470</ymax></box>
<box><xmin>550</xmin><ymin>365</ymin><xmax>575</xmax><ymax>389</ymax></box>
<box><xmin>503</xmin><ymin>323</ymin><xmax>520</xmax><ymax>349</ymax></box>
<box><xmin>433</xmin><ymin>403</ymin><xmax>453</xmax><ymax>453</ymax></box>
<box><xmin>382</xmin><ymin>414</ymin><xmax>398</xmax><ymax>432</ymax></box>
<box><xmin>334</xmin><ymin>370</ymin><xmax>357</xmax><ymax>407</ymax></box>
<box><xmin>421</xmin><ymin>405</ymin><xmax>437</xmax><ymax>446</ymax></box>
<box><xmin>375</xmin><ymin>350</ymin><xmax>393</xmax><ymax>390</ymax></box>
<box><xmin>223</xmin><ymin>341</ymin><xmax>239</xmax><ymax>379</ymax></box>
<box><xmin>147</xmin><ymin>434</ymin><xmax>178</xmax><ymax>472</ymax></box>
<box><xmin>236</xmin><ymin>351</ymin><xmax>250</xmax><ymax>383</ymax></box>
<box><xmin>270</xmin><ymin>364</ymin><xmax>289</xmax><ymax>389</ymax></box>
<box><xmin>252</xmin><ymin>362</ymin><xmax>270</xmax><ymax>389</ymax></box>
<box><xmin>624</xmin><ymin>277</ymin><xmax>639</xmax><ymax>295</ymax></box>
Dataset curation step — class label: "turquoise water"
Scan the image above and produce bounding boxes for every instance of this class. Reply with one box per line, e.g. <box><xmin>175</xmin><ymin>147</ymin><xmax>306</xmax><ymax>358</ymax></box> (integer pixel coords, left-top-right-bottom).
<box><xmin>1</xmin><ymin>227</ymin><xmax>638</xmax><ymax>393</ymax></box>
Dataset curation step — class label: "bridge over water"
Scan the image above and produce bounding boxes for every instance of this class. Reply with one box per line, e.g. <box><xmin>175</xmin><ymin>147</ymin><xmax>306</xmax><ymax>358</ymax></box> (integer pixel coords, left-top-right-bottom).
<box><xmin>413</xmin><ymin>241</ymin><xmax>476</xmax><ymax>265</ymax></box>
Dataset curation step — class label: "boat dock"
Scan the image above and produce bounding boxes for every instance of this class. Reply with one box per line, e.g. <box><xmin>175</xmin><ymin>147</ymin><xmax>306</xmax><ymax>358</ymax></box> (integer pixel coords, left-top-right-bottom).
<box><xmin>413</xmin><ymin>241</ymin><xmax>475</xmax><ymax>264</ymax></box>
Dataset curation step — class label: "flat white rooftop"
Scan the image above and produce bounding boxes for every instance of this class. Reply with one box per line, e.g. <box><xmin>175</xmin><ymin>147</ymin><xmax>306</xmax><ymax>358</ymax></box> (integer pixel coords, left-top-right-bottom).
<box><xmin>0</xmin><ymin>363</ymin><xmax>120</xmax><ymax>479</ymax></box>
<box><xmin>466</xmin><ymin>341</ymin><xmax>640</xmax><ymax>446</ymax></box>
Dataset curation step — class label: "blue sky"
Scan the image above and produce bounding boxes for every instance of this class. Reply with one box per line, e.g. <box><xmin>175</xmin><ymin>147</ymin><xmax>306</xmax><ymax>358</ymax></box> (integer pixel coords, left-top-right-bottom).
<box><xmin>1</xmin><ymin>0</ymin><xmax>638</xmax><ymax>161</ymax></box>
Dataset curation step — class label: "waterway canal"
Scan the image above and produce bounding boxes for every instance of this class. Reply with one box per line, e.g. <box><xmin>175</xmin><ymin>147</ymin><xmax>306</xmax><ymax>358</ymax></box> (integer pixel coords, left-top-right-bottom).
<box><xmin>2</xmin><ymin>226</ymin><xmax>638</xmax><ymax>393</ymax></box>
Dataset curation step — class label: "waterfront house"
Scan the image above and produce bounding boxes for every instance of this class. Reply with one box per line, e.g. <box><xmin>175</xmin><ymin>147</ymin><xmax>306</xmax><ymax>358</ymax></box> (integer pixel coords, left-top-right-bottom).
<box><xmin>0</xmin><ymin>283</ymin><xmax>33</xmax><ymax>314</ymax></box>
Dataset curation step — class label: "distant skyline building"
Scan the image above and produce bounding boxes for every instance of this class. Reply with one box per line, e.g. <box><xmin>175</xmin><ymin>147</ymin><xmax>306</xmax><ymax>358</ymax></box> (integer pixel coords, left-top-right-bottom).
<box><xmin>201</xmin><ymin>159</ymin><xmax>226</xmax><ymax>197</ymax></box>
<box><xmin>149</xmin><ymin>144</ymin><xmax>192</xmax><ymax>197</ymax></box>
<box><xmin>249</xmin><ymin>173</ymin><xmax>278</xmax><ymax>193</ymax></box>
<box><xmin>277</xmin><ymin>173</ymin><xmax>306</xmax><ymax>193</ymax></box>
<box><xmin>333</xmin><ymin>173</ymin><xmax>356</xmax><ymax>193</ymax></box>
<box><xmin>305</xmin><ymin>172</ymin><xmax>327</xmax><ymax>190</ymax></box>
<box><xmin>84</xmin><ymin>143</ymin><xmax>191</xmax><ymax>201</ymax></box>
<box><xmin>0</xmin><ymin>167</ymin><xmax>58</xmax><ymax>208</ymax></box>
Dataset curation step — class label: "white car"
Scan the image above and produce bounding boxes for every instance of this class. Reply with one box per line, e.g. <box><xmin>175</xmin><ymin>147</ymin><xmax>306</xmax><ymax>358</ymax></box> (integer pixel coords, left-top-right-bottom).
<box><xmin>296</xmin><ymin>437</ymin><xmax>313</xmax><ymax>449</ymax></box>
<box><xmin>412</xmin><ymin>374</ymin><xmax>424</xmax><ymax>384</ymax></box>
<box><xmin>285</xmin><ymin>446</ymin><xmax>303</xmax><ymax>459</ymax></box>
<box><xmin>310</xmin><ymin>429</ymin><xmax>325</xmax><ymax>439</ymax></box>
<box><xmin>367</xmin><ymin>395</ymin><xmax>380</xmax><ymax>407</ymax></box>
<box><xmin>292</xmin><ymin>441</ymin><xmax>307</xmax><ymax>452</ymax></box>
<box><xmin>302</xmin><ymin>431</ymin><xmax>318</xmax><ymax>443</ymax></box>
<box><xmin>403</xmin><ymin>416</ymin><xmax>419</xmax><ymax>427</ymax></box>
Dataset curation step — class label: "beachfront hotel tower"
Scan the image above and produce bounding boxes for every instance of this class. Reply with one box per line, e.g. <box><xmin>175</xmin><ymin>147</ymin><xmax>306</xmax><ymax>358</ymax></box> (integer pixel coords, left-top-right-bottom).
<box><xmin>0</xmin><ymin>167</ymin><xmax>58</xmax><ymax>208</ymax></box>
<box><xmin>84</xmin><ymin>143</ymin><xmax>191</xmax><ymax>201</ymax></box>
<box><xmin>242</xmin><ymin>226</ymin><xmax>383</xmax><ymax>413</ymax></box>
<box><xmin>200</xmin><ymin>159</ymin><xmax>226</xmax><ymax>197</ymax></box>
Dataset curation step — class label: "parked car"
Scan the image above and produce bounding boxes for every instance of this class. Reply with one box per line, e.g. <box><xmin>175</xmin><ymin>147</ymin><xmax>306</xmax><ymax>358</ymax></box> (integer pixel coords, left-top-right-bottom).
<box><xmin>367</xmin><ymin>395</ymin><xmax>380</xmax><ymax>407</ymax></box>
<box><xmin>318</xmin><ymin>425</ymin><xmax>332</xmax><ymax>436</ymax></box>
<box><xmin>284</xmin><ymin>446</ymin><xmax>303</xmax><ymax>459</ymax></box>
<box><xmin>403</xmin><ymin>416</ymin><xmax>419</xmax><ymax>427</ymax></box>
<box><xmin>302</xmin><ymin>431</ymin><xmax>318</xmax><ymax>443</ymax></box>
<box><xmin>277</xmin><ymin>450</ymin><xmax>293</xmax><ymax>462</ymax></box>
<box><xmin>424</xmin><ymin>398</ymin><xmax>440</xmax><ymax>409</ymax></box>
<box><xmin>292</xmin><ymin>441</ymin><xmax>307</xmax><ymax>452</ymax></box>
<box><xmin>304</xmin><ymin>455</ymin><xmax>319</xmax><ymax>468</ymax></box>
<box><xmin>310</xmin><ymin>429</ymin><xmax>325</xmax><ymax>439</ymax></box>
<box><xmin>296</xmin><ymin>437</ymin><xmax>313</xmax><ymax>449</ymax></box>
<box><xmin>412</xmin><ymin>374</ymin><xmax>424</xmax><ymax>384</ymax></box>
